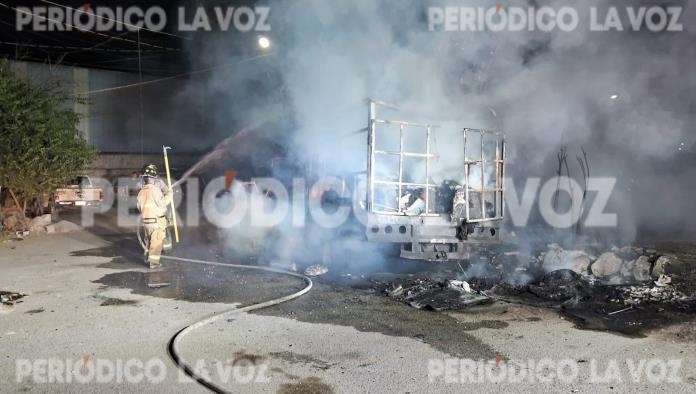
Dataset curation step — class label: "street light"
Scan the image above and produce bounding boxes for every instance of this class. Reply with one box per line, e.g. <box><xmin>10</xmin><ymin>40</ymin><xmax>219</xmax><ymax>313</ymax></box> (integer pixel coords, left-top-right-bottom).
<box><xmin>258</xmin><ymin>36</ymin><xmax>271</xmax><ymax>50</ymax></box>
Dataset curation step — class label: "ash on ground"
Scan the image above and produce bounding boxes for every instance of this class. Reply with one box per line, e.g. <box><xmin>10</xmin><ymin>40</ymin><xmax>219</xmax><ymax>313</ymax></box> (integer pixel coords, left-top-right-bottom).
<box><xmin>375</xmin><ymin>276</ymin><xmax>493</xmax><ymax>311</ymax></box>
<box><xmin>373</xmin><ymin>243</ymin><xmax>696</xmax><ymax>336</ymax></box>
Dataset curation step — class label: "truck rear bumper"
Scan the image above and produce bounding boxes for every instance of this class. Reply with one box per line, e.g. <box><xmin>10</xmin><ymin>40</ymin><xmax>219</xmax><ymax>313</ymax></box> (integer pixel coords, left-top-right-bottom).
<box><xmin>365</xmin><ymin>214</ymin><xmax>500</xmax><ymax>261</ymax></box>
<box><xmin>57</xmin><ymin>201</ymin><xmax>101</xmax><ymax>207</ymax></box>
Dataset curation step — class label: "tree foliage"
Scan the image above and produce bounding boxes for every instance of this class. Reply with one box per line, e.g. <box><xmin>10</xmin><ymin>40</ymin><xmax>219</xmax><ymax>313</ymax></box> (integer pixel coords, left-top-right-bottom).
<box><xmin>0</xmin><ymin>61</ymin><xmax>97</xmax><ymax>211</ymax></box>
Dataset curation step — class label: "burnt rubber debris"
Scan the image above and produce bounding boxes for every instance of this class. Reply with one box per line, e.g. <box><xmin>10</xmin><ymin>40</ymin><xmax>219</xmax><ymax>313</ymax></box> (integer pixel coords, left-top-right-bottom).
<box><xmin>375</xmin><ymin>243</ymin><xmax>696</xmax><ymax>336</ymax></box>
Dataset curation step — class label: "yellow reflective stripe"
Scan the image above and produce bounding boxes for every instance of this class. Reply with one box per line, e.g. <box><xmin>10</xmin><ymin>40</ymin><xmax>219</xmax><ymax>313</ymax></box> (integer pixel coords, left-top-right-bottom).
<box><xmin>149</xmin><ymin>255</ymin><xmax>161</xmax><ymax>261</ymax></box>
<box><xmin>141</xmin><ymin>203</ymin><xmax>161</xmax><ymax>209</ymax></box>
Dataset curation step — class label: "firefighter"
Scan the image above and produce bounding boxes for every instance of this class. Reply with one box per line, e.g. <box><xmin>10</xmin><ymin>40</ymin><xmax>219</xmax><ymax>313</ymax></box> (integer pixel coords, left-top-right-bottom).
<box><xmin>140</xmin><ymin>164</ymin><xmax>173</xmax><ymax>251</ymax></box>
<box><xmin>140</xmin><ymin>164</ymin><xmax>169</xmax><ymax>195</ymax></box>
<box><xmin>137</xmin><ymin>164</ymin><xmax>172</xmax><ymax>268</ymax></box>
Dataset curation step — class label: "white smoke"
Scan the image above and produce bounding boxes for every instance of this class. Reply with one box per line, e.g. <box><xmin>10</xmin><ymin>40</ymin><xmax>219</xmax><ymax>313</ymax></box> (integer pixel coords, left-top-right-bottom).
<box><xmin>184</xmin><ymin>0</ymin><xmax>695</xmax><ymax>262</ymax></box>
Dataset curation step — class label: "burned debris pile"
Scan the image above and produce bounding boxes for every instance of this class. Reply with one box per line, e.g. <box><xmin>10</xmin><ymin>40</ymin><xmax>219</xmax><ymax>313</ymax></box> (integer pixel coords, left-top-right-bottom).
<box><xmin>1</xmin><ymin>210</ymin><xmax>81</xmax><ymax>239</ymax></box>
<box><xmin>374</xmin><ymin>243</ymin><xmax>696</xmax><ymax>334</ymax></box>
<box><xmin>0</xmin><ymin>291</ymin><xmax>25</xmax><ymax>306</ymax></box>
<box><xmin>526</xmin><ymin>269</ymin><xmax>592</xmax><ymax>301</ymax></box>
<box><xmin>377</xmin><ymin>277</ymin><xmax>492</xmax><ymax>311</ymax></box>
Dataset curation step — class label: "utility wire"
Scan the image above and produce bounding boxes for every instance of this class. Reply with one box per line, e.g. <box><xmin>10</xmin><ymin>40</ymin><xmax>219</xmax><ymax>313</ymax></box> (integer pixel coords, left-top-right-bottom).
<box><xmin>0</xmin><ymin>18</ymin><xmax>175</xmax><ymax>67</ymax></box>
<box><xmin>40</xmin><ymin>0</ymin><xmax>191</xmax><ymax>41</ymax></box>
<box><xmin>0</xmin><ymin>41</ymin><xmax>166</xmax><ymax>53</ymax></box>
<box><xmin>0</xmin><ymin>17</ymin><xmax>91</xmax><ymax>46</ymax></box>
<box><xmin>75</xmin><ymin>53</ymin><xmax>272</xmax><ymax>95</ymax></box>
<box><xmin>0</xmin><ymin>2</ymin><xmax>180</xmax><ymax>51</ymax></box>
<box><xmin>91</xmin><ymin>52</ymin><xmax>176</xmax><ymax>64</ymax></box>
<box><xmin>55</xmin><ymin>30</ymin><xmax>133</xmax><ymax>65</ymax></box>
<box><xmin>0</xmin><ymin>15</ymin><xmax>122</xmax><ymax>47</ymax></box>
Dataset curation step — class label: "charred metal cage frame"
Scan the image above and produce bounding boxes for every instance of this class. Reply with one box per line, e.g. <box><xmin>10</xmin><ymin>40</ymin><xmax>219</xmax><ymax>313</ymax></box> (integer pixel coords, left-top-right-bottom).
<box><xmin>367</xmin><ymin>99</ymin><xmax>439</xmax><ymax>215</ymax></box>
<box><xmin>365</xmin><ymin>99</ymin><xmax>506</xmax><ymax>261</ymax></box>
<box><xmin>463</xmin><ymin>128</ymin><xmax>506</xmax><ymax>223</ymax></box>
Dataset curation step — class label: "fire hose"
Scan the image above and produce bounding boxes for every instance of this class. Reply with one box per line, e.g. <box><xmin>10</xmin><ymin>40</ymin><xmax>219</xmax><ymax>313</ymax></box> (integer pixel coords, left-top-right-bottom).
<box><xmin>135</xmin><ymin>222</ymin><xmax>313</xmax><ymax>393</ymax></box>
<box><xmin>137</xmin><ymin>143</ymin><xmax>312</xmax><ymax>392</ymax></box>
<box><xmin>164</xmin><ymin>256</ymin><xmax>313</xmax><ymax>393</ymax></box>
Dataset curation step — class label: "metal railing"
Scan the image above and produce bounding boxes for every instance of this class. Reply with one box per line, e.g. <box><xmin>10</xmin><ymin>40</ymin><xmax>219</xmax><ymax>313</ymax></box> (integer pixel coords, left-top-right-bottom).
<box><xmin>367</xmin><ymin>100</ymin><xmax>439</xmax><ymax>215</ymax></box>
<box><xmin>366</xmin><ymin>99</ymin><xmax>505</xmax><ymax>222</ymax></box>
<box><xmin>463</xmin><ymin>128</ymin><xmax>505</xmax><ymax>222</ymax></box>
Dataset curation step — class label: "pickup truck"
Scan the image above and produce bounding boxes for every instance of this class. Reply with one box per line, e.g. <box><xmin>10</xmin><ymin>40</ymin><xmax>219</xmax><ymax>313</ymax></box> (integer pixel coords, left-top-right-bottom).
<box><xmin>54</xmin><ymin>176</ymin><xmax>103</xmax><ymax>207</ymax></box>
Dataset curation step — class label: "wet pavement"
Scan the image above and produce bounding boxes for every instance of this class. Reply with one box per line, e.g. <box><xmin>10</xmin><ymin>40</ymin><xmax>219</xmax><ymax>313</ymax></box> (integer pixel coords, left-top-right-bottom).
<box><xmin>4</xmin><ymin>215</ymin><xmax>696</xmax><ymax>392</ymax></box>
<box><xmin>93</xmin><ymin>263</ymin><xmax>305</xmax><ymax>307</ymax></box>
<box><xmin>70</xmin><ymin>222</ymin><xmax>696</xmax><ymax>351</ymax></box>
<box><xmin>64</xmin><ymin>208</ymin><xmax>500</xmax><ymax>361</ymax></box>
<box><xmin>4</xmin><ymin>209</ymin><xmax>695</xmax><ymax>392</ymax></box>
<box><xmin>253</xmin><ymin>279</ymin><xmax>497</xmax><ymax>360</ymax></box>
<box><xmin>73</xmin><ymin>237</ymin><xmax>497</xmax><ymax>360</ymax></box>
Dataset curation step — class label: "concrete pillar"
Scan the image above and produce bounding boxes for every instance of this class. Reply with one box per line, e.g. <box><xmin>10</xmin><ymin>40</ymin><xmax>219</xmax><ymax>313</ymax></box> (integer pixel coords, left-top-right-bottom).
<box><xmin>73</xmin><ymin>67</ymin><xmax>90</xmax><ymax>143</ymax></box>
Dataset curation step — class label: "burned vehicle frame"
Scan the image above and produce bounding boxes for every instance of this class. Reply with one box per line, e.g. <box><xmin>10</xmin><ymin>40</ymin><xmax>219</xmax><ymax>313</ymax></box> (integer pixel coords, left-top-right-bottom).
<box><xmin>364</xmin><ymin>99</ymin><xmax>506</xmax><ymax>261</ymax></box>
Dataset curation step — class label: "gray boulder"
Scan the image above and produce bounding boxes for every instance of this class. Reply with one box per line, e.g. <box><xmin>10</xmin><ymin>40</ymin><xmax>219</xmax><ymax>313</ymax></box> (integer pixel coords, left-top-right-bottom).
<box><xmin>652</xmin><ymin>254</ymin><xmax>680</xmax><ymax>277</ymax></box>
<box><xmin>568</xmin><ymin>252</ymin><xmax>592</xmax><ymax>275</ymax></box>
<box><xmin>632</xmin><ymin>256</ymin><xmax>652</xmax><ymax>281</ymax></box>
<box><xmin>29</xmin><ymin>214</ymin><xmax>52</xmax><ymax>234</ymax></box>
<box><xmin>542</xmin><ymin>246</ymin><xmax>591</xmax><ymax>275</ymax></box>
<box><xmin>612</xmin><ymin>246</ymin><xmax>641</xmax><ymax>261</ymax></box>
<box><xmin>46</xmin><ymin>220</ymin><xmax>82</xmax><ymax>234</ymax></box>
<box><xmin>591</xmin><ymin>252</ymin><xmax>623</xmax><ymax>278</ymax></box>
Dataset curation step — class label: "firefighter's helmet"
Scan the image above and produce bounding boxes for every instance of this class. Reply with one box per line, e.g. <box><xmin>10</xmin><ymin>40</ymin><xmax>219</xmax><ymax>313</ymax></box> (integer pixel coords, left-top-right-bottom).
<box><xmin>143</xmin><ymin>164</ymin><xmax>158</xmax><ymax>177</ymax></box>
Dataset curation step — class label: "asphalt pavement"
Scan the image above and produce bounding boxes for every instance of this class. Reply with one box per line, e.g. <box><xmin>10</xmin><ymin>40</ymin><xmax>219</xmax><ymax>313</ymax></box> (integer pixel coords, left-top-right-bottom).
<box><xmin>1</xmin><ymin>211</ymin><xmax>696</xmax><ymax>393</ymax></box>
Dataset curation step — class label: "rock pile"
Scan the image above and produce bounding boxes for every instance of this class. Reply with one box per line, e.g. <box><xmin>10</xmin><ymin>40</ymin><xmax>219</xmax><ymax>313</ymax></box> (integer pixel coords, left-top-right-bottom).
<box><xmin>28</xmin><ymin>214</ymin><xmax>52</xmax><ymax>234</ymax></box>
<box><xmin>1</xmin><ymin>211</ymin><xmax>81</xmax><ymax>236</ymax></box>
<box><xmin>538</xmin><ymin>244</ymin><xmax>677</xmax><ymax>285</ymax></box>
<box><xmin>1</xmin><ymin>210</ymin><xmax>26</xmax><ymax>232</ymax></box>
